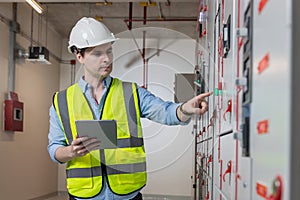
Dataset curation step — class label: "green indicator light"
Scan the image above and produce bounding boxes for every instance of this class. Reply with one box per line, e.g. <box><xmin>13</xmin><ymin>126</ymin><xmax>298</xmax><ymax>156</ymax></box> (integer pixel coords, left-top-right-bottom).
<box><xmin>219</xmin><ymin>90</ymin><xmax>223</xmax><ymax>95</ymax></box>
<box><xmin>197</xmin><ymin>79</ymin><xmax>200</xmax><ymax>83</ymax></box>
<box><xmin>214</xmin><ymin>88</ymin><xmax>219</xmax><ymax>96</ymax></box>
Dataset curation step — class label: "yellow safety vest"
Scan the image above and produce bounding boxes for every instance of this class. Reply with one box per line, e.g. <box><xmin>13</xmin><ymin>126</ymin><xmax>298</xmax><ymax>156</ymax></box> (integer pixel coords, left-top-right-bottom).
<box><xmin>53</xmin><ymin>78</ymin><xmax>146</xmax><ymax>198</ymax></box>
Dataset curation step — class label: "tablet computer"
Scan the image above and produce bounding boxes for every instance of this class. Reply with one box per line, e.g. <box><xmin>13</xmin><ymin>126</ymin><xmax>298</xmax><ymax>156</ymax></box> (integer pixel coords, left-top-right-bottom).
<box><xmin>75</xmin><ymin>120</ymin><xmax>117</xmax><ymax>149</ymax></box>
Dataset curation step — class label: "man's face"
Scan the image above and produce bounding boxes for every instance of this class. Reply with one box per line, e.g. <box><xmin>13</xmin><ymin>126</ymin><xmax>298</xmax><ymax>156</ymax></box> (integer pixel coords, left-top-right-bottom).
<box><xmin>79</xmin><ymin>43</ymin><xmax>113</xmax><ymax>80</ymax></box>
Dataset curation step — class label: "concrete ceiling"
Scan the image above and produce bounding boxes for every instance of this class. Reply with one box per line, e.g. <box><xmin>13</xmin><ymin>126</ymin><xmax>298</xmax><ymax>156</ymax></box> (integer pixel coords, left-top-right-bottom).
<box><xmin>28</xmin><ymin>0</ymin><xmax>199</xmax><ymax>39</ymax></box>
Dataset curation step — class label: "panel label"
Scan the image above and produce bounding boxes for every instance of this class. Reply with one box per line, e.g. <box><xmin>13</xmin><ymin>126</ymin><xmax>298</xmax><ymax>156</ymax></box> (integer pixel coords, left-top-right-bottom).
<box><xmin>258</xmin><ymin>0</ymin><xmax>268</xmax><ymax>14</ymax></box>
<box><xmin>256</xmin><ymin>182</ymin><xmax>267</xmax><ymax>197</ymax></box>
<box><xmin>257</xmin><ymin>53</ymin><xmax>269</xmax><ymax>74</ymax></box>
<box><xmin>257</xmin><ymin>120</ymin><xmax>269</xmax><ymax>134</ymax></box>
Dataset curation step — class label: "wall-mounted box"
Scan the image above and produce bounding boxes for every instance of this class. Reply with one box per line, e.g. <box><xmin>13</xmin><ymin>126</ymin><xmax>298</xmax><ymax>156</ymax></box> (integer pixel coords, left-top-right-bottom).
<box><xmin>3</xmin><ymin>92</ymin><xmax>23</xmax><ymax>132</ymax></box>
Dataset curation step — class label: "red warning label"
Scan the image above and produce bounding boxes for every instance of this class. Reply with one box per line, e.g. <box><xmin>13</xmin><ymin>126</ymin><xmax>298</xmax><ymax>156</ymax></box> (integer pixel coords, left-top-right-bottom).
<box><xmin>258</xmin><ymin>53</ymin><xmax>269</xmax><ymax>74</ymax></box>
<box><xmin>256</xmin><ymin>182</ymin><xmax>267</xmax><ymax>197</ymax></box>
<box><xmin>257</xmin><ymin>120</ymin><xmax>269</xmax><ymax>134</ymax></box>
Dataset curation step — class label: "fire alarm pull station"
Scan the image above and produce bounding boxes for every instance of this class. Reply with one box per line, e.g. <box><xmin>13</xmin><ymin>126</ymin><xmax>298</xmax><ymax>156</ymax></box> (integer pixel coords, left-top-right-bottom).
<box><xmin>4</xmin><ymin>92</ymin><xmax>24</xmax><ymax>132</ymax></box>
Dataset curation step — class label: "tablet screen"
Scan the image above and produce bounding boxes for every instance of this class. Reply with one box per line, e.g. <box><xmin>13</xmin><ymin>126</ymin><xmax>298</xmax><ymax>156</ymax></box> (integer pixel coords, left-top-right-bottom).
<box><xmin>75</xmin><ymin>120</ymin><xmax>117</xmax><ymax>149</ymax></box>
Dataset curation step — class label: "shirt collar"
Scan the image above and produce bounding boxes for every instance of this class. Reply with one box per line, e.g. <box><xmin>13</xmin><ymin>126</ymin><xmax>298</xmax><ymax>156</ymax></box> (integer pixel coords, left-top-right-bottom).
<box><xmin>78</xmin><ymin>76</ymin><xmax>112</xmax><ymax>93</ymax></box>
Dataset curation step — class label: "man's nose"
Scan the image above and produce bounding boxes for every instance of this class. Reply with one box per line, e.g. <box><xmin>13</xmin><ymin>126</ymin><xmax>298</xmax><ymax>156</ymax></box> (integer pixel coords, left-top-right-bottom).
<box><xmin>102</xmin><ymin>53</ymin><xmax>110</xmax><ymax>63</ymax></box>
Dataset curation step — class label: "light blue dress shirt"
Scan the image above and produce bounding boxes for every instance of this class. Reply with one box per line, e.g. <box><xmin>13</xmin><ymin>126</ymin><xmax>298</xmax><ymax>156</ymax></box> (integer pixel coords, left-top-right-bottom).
<box><xmin>48</xmin><ymin>76</ymin><xmax>188</xmax><ymax>200</ymax></box>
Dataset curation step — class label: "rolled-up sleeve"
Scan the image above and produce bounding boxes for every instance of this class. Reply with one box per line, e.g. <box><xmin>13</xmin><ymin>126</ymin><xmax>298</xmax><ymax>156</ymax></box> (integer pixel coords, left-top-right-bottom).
<box><xmin>138</xmin><ymin>87</ymin><xmax>190</xmax><ymax>125</ymax></box>
<box><xmin>47</xmin><ymin>105</ymin><xmax>67</xmax><ymax>163</ymax></box>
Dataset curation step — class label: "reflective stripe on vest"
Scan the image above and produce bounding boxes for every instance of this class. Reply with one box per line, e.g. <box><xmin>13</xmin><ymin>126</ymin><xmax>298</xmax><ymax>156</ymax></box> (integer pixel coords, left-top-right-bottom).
<box><xmin>66</xmin><ymin>166</ymin><xmax>102</xmax><ymax>178</ymax></box>
<box><xmin>66</xmin><ymin>162</ymin><xmax>146</xmax><ymax>178</ymax></box>
<box><xmin>56</xmin><ymin>90</ymin><xmax>73</xmax><ymax>144</ymax></box>
<box><xmin>53</xmin><ymin>78</ymin><xmax>146</xmax><ymax>197</ymax></box>
<box><xmin>122</xmin><ymin>81</ymin><xmax>138</xmax><ymax>138</ymax></box>
<box><xmin>107</xmin><ymin>162</ymin><xmax>146</xmax><ymax>175</ymax></box>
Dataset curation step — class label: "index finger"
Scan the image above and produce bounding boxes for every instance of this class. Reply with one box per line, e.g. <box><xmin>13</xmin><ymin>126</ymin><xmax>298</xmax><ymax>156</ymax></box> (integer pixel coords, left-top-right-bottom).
<box><xmin>72</xmin><ymin>136</ymin><xmax>89</xmax><ymax>145</ymax></box>
<box><xmin>197</xmin><ymin>91</ymin><xmax>213</xmax><ymax>99</ymax></box>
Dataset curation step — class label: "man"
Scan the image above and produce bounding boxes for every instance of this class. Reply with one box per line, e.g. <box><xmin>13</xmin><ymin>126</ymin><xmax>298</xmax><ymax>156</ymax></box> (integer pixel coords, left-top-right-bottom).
<box><xmin>48</xmin><ymin>17</ymin><xmax>211</xmax><ymax>200</ymax></box>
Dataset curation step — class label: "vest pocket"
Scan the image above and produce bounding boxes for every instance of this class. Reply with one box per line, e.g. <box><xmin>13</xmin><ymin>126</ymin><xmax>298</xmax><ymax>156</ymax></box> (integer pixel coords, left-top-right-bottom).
<box><xmin>66</xmin><ymin>155</ymin><xmax>95</xmax><ymax>189</ymax></box>
<box><xmin>67</xmin><ymin>177</ymin><xmax>93</xmax><ymax>189</ymax></box>
<box><xmin>110</xmin><ymin>172</ymin><xmax>146</xmax><ymax>194</ymax></box>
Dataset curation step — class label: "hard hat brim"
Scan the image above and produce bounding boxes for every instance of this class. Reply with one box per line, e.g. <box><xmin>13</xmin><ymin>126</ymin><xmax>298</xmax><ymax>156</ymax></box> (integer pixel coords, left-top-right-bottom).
<box><xmin>68</xmin><ymin>37</ymin><xmax>119</xmax><ymax>54</ymax></box>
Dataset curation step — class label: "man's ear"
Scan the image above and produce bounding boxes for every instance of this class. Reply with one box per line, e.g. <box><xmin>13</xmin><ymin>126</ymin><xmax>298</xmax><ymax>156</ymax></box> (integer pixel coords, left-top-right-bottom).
<box><xmin>76</xmin><ymin>53</ymin><xmax>84</xmax><ymax>64</ymax></box>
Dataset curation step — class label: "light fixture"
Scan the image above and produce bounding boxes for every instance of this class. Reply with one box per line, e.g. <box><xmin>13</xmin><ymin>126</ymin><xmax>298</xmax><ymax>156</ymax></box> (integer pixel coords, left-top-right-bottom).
<box><xmin>26</xmin><ymin>0</ymin><xmax>43</xmax><ymax>14</ymax></box>
<box><xmin>95</xmin><ymin>15</ymin><xmax>103</xmax><ymax>21</ymax></box>
<box><xmin>96</xmin><ymin>1</ymin><xmax>113</xmax><ymax>6</ymax></box>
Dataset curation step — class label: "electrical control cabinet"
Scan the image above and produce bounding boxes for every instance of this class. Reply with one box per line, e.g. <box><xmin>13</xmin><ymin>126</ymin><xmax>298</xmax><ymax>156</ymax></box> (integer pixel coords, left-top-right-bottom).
<box><xmin>193</xmin><ymin>0</ymin><xmax>300</xmax><ymax>199</ymax></box>
<box><xmin>174</xmin><ymin>73</ymin><xmax>195</xmax><ymax>103</ymax></box>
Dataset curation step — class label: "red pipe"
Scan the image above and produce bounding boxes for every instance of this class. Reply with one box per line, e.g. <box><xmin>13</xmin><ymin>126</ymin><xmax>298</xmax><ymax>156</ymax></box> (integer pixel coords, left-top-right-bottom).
<box><xmin>142</xmin><ymin>31</ymin><xmax>146</xmax><ymax>59</ymax></box>
<box><xmin>143</xmin><ymin>6</ymin><xmax>147</xmax><ymax>25</ymax></box>
<box><xmin>196</xmin><ymin>0</ymin><xmax>202</xmax><ymax>32</ymax></box>
<box><xmin>235</xmin><ymin>0</ymin><xmax>241</xmax><ymax>200</ymax></box>
<box><xmin>219</xmin><ymin>160</ymin><xmax>223</xmax><ymax>200</ymax></box>
<box><xmin>124</xmin><ymin>18</ymin><xmax>197</xmax><ymax>22</ymax></box>
<box><xmin>128</xmin><ymin>2</ymin><xmax>133</xmax><ymax>30</ymax></box>
<box><xmin>142</xmin><ymin>31</ymin><xmax>147</xmax><ymax>89</ymax></box>
<box><xmin>222</xmin><ymin>0</ymin><xmax>225</xmax><ymax>24</ymax></box>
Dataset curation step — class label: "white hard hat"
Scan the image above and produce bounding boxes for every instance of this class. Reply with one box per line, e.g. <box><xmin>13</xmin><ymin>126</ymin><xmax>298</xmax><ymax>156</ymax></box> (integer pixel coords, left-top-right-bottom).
<box><xmin>68</xmin><ymin>17</ymin><xmax>118</xmax><ymax>53</ymax></box>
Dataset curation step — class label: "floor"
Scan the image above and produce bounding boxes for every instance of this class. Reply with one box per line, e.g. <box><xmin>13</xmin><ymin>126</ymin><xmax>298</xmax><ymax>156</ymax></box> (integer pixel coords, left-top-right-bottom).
<box><xmin>42</xmin><ymin>192</ymin><xmax>191</xmax><ymax>200</ymax></box>
<box><xmin>43</xmin><ymin>193</ymin><xmax>68</xmax><ymax>200</ymax></box>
